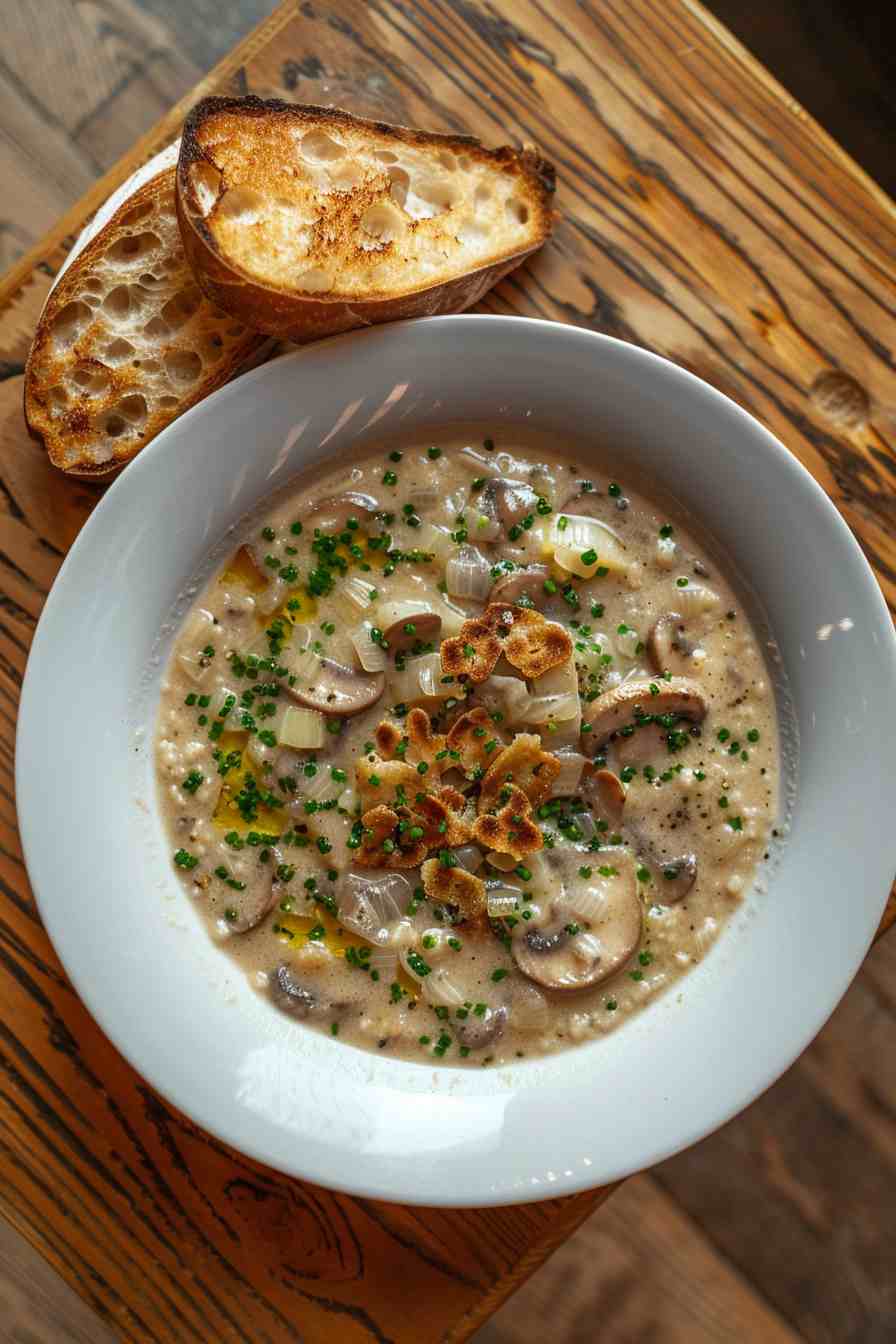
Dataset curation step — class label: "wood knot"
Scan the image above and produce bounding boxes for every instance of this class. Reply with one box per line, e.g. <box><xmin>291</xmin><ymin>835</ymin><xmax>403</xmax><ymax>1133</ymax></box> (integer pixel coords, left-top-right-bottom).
<box><xmin>809</xmin><ymin>370</ymin><xmax>870</xmax><ymax>429</ymax></box>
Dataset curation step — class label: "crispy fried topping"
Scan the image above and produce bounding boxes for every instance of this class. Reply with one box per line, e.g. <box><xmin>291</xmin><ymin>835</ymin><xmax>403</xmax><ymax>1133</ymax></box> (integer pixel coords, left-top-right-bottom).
<box><xmin>472</xmin><ymin>785</ymin><xmax>543</xmax><ymax>859</ymax></box>
<box><xmin>356</xmin><ymin>805</ymin><xmax>428</xmax><ymax>869</ymax></box>
<box><xmin>420</xmin><ymin>858</ymin><xmax>487</xmax><ymax>920</ymax></box>
<box><xmin>440</xmin><ymin>617</ymin><xmax>502</xmax><ymax>684</ymax></box>
<box><xmin>441</xmin><ymin>603</ymin><xmax>572</xmax><ymax>685</ymax></box>
<box><xmin>405</xmin><ymin>706</ymin><xmax>448</xmax><ymax>771</ymax></box>
<box><xmin>356</xmin><ymin>757</ymin><xmax>420</xmax><ymax>812</ymax></box>
<box><xmin>479</xmin><ymin>733</ymin><xmax>561</xmax><ymax>811</ymax></box>
<box><xmin>445</xmin><ymin>705</ymin><xmax>507</xmax><ymax>773</ymax></box>
<box><xmin>373</xmin><ymin>720</ymin><xmax>403</xmax><ymax>758</ymax></box>
<box><xmin>410</xmin><ymin>789</ymin><xmax>473</xmax><ymax>848</ymax></box>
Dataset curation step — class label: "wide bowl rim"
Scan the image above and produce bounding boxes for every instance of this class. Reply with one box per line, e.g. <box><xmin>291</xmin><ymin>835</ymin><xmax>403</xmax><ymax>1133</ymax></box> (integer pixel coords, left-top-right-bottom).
<box><xmin>16</xmin><ymin>315</ymin><xmax>896</xmax><ymax>1205</ymax></box>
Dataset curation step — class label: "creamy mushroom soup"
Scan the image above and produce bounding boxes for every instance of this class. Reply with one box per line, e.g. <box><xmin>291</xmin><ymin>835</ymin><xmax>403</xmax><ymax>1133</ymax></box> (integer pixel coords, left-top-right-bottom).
<box><xmin>155</xmin><ymin>435</ymin><xmax>780</xmax><ymax>1065</ymax></box>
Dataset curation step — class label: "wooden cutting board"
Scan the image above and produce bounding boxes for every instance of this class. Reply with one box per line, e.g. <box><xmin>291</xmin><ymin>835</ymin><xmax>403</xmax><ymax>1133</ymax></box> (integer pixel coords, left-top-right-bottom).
<box><xmin>0</xmin><ymin>2</ymin><xmax>893</xmax><ymax>1341</ymax></box>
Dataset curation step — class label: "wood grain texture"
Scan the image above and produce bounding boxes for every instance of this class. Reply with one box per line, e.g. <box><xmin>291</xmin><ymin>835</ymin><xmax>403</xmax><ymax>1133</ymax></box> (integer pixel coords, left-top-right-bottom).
<box><xmin>0</xmin><ymin>1</ymin><xmax>894</xmax><ymax>1341</ymax></box>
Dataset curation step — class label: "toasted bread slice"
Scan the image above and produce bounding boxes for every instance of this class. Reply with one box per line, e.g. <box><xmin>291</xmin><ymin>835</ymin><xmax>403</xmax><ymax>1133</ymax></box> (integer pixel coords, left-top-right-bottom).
<box><xmin>25</xmin><ymin>168</ymin><xmax>266</xmax><ymax>477</ymax></box>
<box><xmin>177</xmin><ymin>96</ymin><xmax>555</xmax><ymax>341</ymax></box>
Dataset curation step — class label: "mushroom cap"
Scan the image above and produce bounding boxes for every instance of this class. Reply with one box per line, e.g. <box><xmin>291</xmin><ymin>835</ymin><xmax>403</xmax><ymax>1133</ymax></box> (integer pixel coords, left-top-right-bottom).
<box><xmin>382</xmin><ymin>609</ymin><xmax>442</xmax><ymax>652</ymax></box>
<box><xmin>512</xmin><ymin>852</ymin><xmax>641</xmax><ymax>991</ymax></box>
<box><xmin>306</xmin><ymin>491</ymin><xmax>379</xmax><ymax>533</ymax></box>
<box><xmin>271</xmin><ymin>963</ymin><xmax>317</xmax><ymax>1017</ymax></box>
<box><xmin>650</xmin><ymin>853</ymin><xmax>697</xmax><ymax>902</ymax></box>
<box><xmin>582</xmin><ymin>766</ymin><xmax>626</xmax><ymax>827</ymax></box>
<box><xmin>287</xmin><ymin>653</ymin><xmax>385</xmax><ymax>717</ymax></box>
<box><xmin>585</xmin><ymin>676</ymin><xmax>708</xmax><ymax>751</ymax></box>
<box><xmin>491</xmin><ymin>564</ymin><xmax>550</xmax><ymax>608</ymax></box>
<box><xmin>454</xmin><ymin>1005</ymin><xmax>508</xmax><ymax>1051</ymax></box>
<box><xmin>481</xmin><ymin>477</ymin><xmax>540</xmax><ymax>530</ymax></box>
<box><xmin>647</xmin><ymin>612</ymin><xmax>700</xmax><ymax>676</ymax></box>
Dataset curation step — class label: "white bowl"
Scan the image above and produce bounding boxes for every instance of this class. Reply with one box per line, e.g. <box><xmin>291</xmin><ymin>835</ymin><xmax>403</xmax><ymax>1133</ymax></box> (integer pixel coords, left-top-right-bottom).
<box><xmin>17</xmin><ymin>317</ymin><xmax>896</xmax><ymax>1205</ymax></box>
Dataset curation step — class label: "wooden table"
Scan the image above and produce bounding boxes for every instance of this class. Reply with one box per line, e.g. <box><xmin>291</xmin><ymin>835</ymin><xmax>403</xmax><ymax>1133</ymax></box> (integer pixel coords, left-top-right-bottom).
<box><xmin>0</xmin><ymin>3</ymin><xmax>893</xmax><ymax>1340</ymax></box>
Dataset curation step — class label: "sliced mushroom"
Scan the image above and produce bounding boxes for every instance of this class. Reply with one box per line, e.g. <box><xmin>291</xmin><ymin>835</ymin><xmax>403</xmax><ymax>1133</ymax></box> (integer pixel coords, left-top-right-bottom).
<box><xmin>454</xmin><ymin>1005</ymin><xmax>508</xmax><ymax>1051</ymax></box>
<box><xmin>306</xmin><ymin>491</ymin><xmax>379</xmax><ymax>533</ymax></box>
<box><xmin>558</xmin><ymin>484</ymin><xmax>603</xmax><ymax>515</ymax></box>
<box><xmin>381</xmin><ymin>609</ymin><xmax>442</xmax><ymax>652</ymax></box>
<box><xmin>512</xmin><ymin>856</ymin><xmax>641</xmax><ymax>991</ymax></box>
<box><xmin>586</xmin><ymin>677</ymin><xmax>708</xmax><ymax>750</ymax></box>
<box><xmin>612</xmin><ymin>721</ymin><xmax>669</xmax><ymax>768</ymax></box>
<box><xmin>480</xmin><ymin>478</ymin><xmax>540</xmax><ymax>532</ymax></box>
<box><xmin>222</xmin><ymin>861</ymin><xmax>277</xmax><ymax>933</ymax></box>
<box><xmin>648</xmin><ymin>852</ymin><xmax>697</xmax><ymax>903</ymax></box>
<box><xmin>581</xmin><ymin>766</ymin><xmax>626</xmax><ymax>827</ymax></box>
<box><xmin>647</xmin><ymin>613</ymin><xmax>702</xmax><ymax>675</ymax></box>
<box><xmin>287</xmin><ymin>654</ymin><xmax>385</xmax><ymax>717</ymax></box>
<box><xmin>491</xmin><ymin>564</ymin><xmax>550</xmax><ymax>608</ymax></box>
<box><xmin>271</xmin><ymin>963</ymin><xmax>317</xmax><ymax>1018</ymax></box>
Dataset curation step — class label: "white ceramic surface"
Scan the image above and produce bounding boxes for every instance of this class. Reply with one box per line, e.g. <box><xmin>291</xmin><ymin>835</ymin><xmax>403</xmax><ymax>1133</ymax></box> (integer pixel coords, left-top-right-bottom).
<box><xmin>17</xmin><ymin>317</ymin><xmax>896</xmax><ymax>1206</ymax></box>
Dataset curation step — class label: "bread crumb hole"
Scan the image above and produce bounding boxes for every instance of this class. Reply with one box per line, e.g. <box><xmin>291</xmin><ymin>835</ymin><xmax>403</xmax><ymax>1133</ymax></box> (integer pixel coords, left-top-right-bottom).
<box><xmin>137</xmin><ymin>358</ymin><xmax>161</xmax><ymax>374</ymax></box>
<box><xmin>161</xmin><ymin>287</ymin><xmax>202</xmax><ymax>330</ymax></box>
<box><xmin>374</xmin><ymin>149</ymin><xmax>398</xmax><ymax>163</ymax></box>
<box><xmin>190</xmin><ymin>160</ymin><xmax>223</xmax><ymax>216</ymax></box>
<box><xmin>103</xmin><ymin>285</ymin><xmax>132</xmax><ymax>319</ymax></box>
<box><xmin>216</xmin><ymin>185</ymin><xmax>264</xmax><ymax>224</ymax></box>
<box><xmin>48</xmin><ymin>386</ymin><xmax>68</xmax><ymax>410</ymax></box>
<box><xmin>296</xmin><ymin>267</ymin><xmax>333</xmax><ymax>294</ymax></box>
<box><xmin>106</xmin><ymin>231</ymin><xmax>160</xmax><ymax>265</ymax></box>
<box><xmin>300</xmin><ymin>129</ymin><xmax>345</xmax><ymax>162</ymax></box>
<box><xmin>139</xmin><ymin>272</ymin><xmax>164</xmax><ymax>287</ymax></box>
<box><xmin>165</xmin><ymin>350</ymin><xmax>202</xmax><ymax>384</ymax></box>
<box><xmin>360</xmin><ymin>202</ymin><xmax>404</xmax><ymax>243</ymax></box>
<box><xmin>388</xmin><ymin>167</ymin><xmax>410</xmax><ymax>209</ymax></box>
<box><xmin>458</xmin><ymin>155</ymin><xmax>472</xmax><ymax>171</ymax></box>
<box><xmin>506</xmin><ymin>198</ymin><xmax>529</xmax><ymax>225</ymax></box>
<box><xmin>104</xmin><ymin>414</ymin><xmax>127</xmax><ymax>437</ymax></box>
<box><xmin>104</xmin><ymin>338</ymin><xmax>134</xmax><ymax>362</ymax></box>
<box><xmin>328</xmin><ymin>160</ymin><xmax>363</xmax><ymax>190</ymax></box>
<box><xmin>119</xmin><ymin>200</ymin><xmax>154</xmax><ymax>228</ymax></box>
<box><xmin>157</xmin><ymin>395</ymin><xmax>179</xmax><ymax>409</ymax></box>
<box><xmin>117</xmin><ymin>394</ymin><xmax>147</xmax><ymax>425</ymax></box>
<box><xmin>51</xmin><ymin>300</ymin><xmax>91</xmax><ymax>350</ymax></box>
<box><xmin>72</xmin><ymin>365</ymin><xmax>110</xmax><ymax>395</ymax></box>
<box><xmin>474</xmin><ymin>185</ymin><xmax>492</xmax><ymax>207</ymax></box>
<box><xmin>437</xmin><ymin>151</ymin><xmax>455</xmax><ymax>171</ymax></box>
<box><xmin>405</xmin><ymin>178</ymin><xmax>455</xmax><ymax>219</ymax></box>
<box><xmin>144</xmin><ymin>316</ymin><xmax>168</xmax><ymax>338</ymax></box>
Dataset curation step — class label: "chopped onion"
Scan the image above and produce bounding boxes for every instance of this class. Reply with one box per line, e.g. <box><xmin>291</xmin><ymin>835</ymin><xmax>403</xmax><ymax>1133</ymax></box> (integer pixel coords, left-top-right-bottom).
<box><xmin>177</xmin><ymin>609</ymin><xmax>215</xmax><ymax>681</ymax></box>
<box><xmin>350</xmin><ymin>621</ymin><xmax>388</xmax><ymax>672</ymax></box>
<box><xmin>336</xmin><ymin>575</ymin><xmax>379</xmax><ymax>617</ymax></box>
<box><xmin>673</xmin><ymin>583</ymin><xmax>721</xmax><ymax>616</ymax></box>
<box><xmin>451</xmin><ymin>844</ymin><xmax>483</xmax><ymax>873</ymax></box>
<box><xmin>458</xmin><ymin>446</ymin><xmax>502</xmax><ymax>476</ymax></box>
<box><xmin>415</xmin><ymin>521</ymin><xmax>457</xmax><ymax>565</ymax></box>
<box><xmin>339</xmin><ymin>871</ymin><xmax>413</xmax><ymax>944</ymax></box>
<box><xmin>533</xmin><ymin>660</ymin><xmax>578</xmax><ymax>697</ymax></box>
<box><xmin>446</xmin><ymin>545</ymin><xmax>493</xmax><ymax>600</ymax></box>
<box><xmin>551</xmin><ymin>514</ymin><xmax>627</xmax><ymax>576</ymax></box>
<box><xmin>572</xmin><ymin>931</ymin><xmax>604</xmax><ymax>964</ymax></box>
<box><xmin>614</xmin><ymin>625</ymin><xmax>640</xmax><ymax>664</ymax></box>
<box><xmin>550</xmin><ymin>751</ymin><xmax>587</xmax><ymax>796</ymax></box>
<box><xmin>337</xmin><ymin>785</ymin><xmax>358</xmax><ymax>813</ymax></box>
<box><xmin>485</xmin><ymin>850</ymin><xmax>518</xmax><ymax>872</ymax></box>
<box><xmin>301</xmin><ymin>762</ymin><xmax>339</xmax><ymax>802</ymax></box>
<box><xmin>486</xmin><ymin>881</ymin><xmax>524</xmax><ymax>919</ymax></box>
<box><xmin>568</xmin><ymin>811</ymin><xmax>598</xmax><ymax>843</ymax></box>
<box><xmin>279</xmin><ymin>705</ymin><xmax>325</xmax><ymax>749</ymax></box>
<box><xmin>256</xmin><ymin>576</ymin><xmax>290</xmax><ymax>615</ymax></box>
<box><xmin>422</xmin><ymin>968</ymin><xmax>467</xmax><ymax>1009</ymax></box>
<box><xmin>388</xmin><ymin>652</ymin><xmax>454</xmax><ymax>703</ymax></box>
<box><xmin>568</xmin><ymin>887</ymin><xmax>607</xmax><ymax>925</ymax></box>
<box><xmin>522</xmin><ymin>692</ymin><xmax>580</xmax><ymax>725</ymax></box>
<box><xmin>476</xmin><ymin>674</ymin><xmax>532</xmax><ymax>723</ymax></box>
<box><xmin>512</xmin><ymin>983</ymin><xmax>549</xmax><ymax>1031</ymax></box>
<box><xmin>655</xmin><ymin>536</ymin><xmax>677</xmax><ymax>570</ymax></box>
